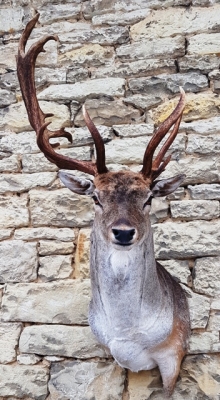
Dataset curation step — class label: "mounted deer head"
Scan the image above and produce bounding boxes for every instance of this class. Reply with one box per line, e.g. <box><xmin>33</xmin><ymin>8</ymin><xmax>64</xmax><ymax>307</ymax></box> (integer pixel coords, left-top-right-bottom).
<box><xmin>17</xmin><ymin>14</ymin><xmax>190</xmax><ymax>397</ymax></box>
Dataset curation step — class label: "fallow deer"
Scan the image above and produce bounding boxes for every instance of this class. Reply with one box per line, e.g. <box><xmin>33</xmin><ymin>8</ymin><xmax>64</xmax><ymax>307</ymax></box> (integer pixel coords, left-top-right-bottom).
<box><xmin>17</xmin><ymin>14</ymin><xmax>190</xmax><ymax>397</ymax></box>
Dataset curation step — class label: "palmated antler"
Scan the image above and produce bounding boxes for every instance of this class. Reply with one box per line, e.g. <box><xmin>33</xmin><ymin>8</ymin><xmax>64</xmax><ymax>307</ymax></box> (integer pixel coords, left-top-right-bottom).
<box><xmin>141</xmin><ymin>88</ymin><xmax>185</xmax><ymax>182</ymax></box>
<box><xmin>17</xmin><ymin>13</ymin><xmax>108</xmax><ymax>176</ymax></box>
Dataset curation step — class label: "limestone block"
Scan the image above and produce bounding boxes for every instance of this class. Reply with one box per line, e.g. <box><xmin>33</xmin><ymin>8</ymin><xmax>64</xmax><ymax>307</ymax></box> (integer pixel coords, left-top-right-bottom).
<box><xmin>167</xmin><ymin>187</ymin><xmax>185</xmax><ymax>200</ymax></box>
<box><xmin>130</xmin><ymin>5</ymin><xmax>220</xmax><ymax>41</ymax></box>
<box><xmin>159</xmin><ymin>260</ymin><xmax>190</xmax><ymax>285</ymax></box>
<box><xmin>14</xmin><ymin>227</ymin><xmax>76</xmax><ymax>242</ymax></box>
<box><xmin>59</xmin><ymin>44</ymin><xmax>114</xmax><ymax>67</ymax></box>
<box><xmin>0</xmin><ymin>7</ymin><xmax>24</xmax><ymax>34</ymax></box>
<box><xmin>153</xmin><ymin>220</ymin><xmax>220</xmax><ymax>258</ymax></box>
<box><xmin>0</xmin><ymin>229</ymin><xmax>13</xmax><ymax>241</ymax></box>
<box><xmin>207</xmin><ymin>313</ymin><xmax>220</xmax><ymax>331</ymax></box>
<box><xmin>104</xmin><ymin>134</ymin><xmax>185</xmax><ymax>165</ymax></box>
<box><xmin>193</xmin><ymin>256</ymin><xmax>220</xmax><ymax>296</ymax></box>
<box><xmin>0</xmin><ymin>323</ymin><xmax>22</xmax><ymax>363</ymax></box>
<box><xmin>189</xmin><ymin>331</ymin><xmax>219</xmax><ymax>354</ymax></box>
<box><xmin>39</xmin><ymin>3</ymin><xmax>81</xmax><ymax>24</ymax></box>
<box><xmin>0</xmin><ymin>364</ymin><xmax>48</xmax><ymax>400</ymax></box>
<box><xmin>39</xmin><ymin>240</ymin><xmax>74</xmax><ymax>255</ymax></box>
<box><xmin>183</xmin><ymin>286</ymin><xmax>210</xmax><ymax>329</ymax></box>
<box><xmin>124</xmin><ymin>94</ymin><xmax>163</xmax><ymax>111</ymax></box>
<box><xmin>66</xmin><ymin>125</ymin><xmax>113</xmax><ymax>146</ymax></box>
<box><xmin>0</xmin><ymin>42</ymin><xmax>20</xmax><ymax>70</ymax></box>
<box><xmin>0</xmin><ymin>155</ymin><xmax>20</xmax><ymax>172</ymax></box>
<box><xmin>0</xmin><ymin>131</ymin><xmax>38</xmax><ymax>154</ymax></box>
<box><xmin>74</xmin><ymin>98</ymin><xmax>141</xmax><ymax>127</ymax></box>
<box><xmin>29</xmin><ymin>188</ymin><xmax>94</xmax><ymax>228</ymax></box>
<box><xmin>0</xmin><ymin>70</ymin><xmax>19</xmax><ymax>90</ymax></box>
<box><xmin>150</xmin><ymin>198</ymin><xmax>169</xmax><ymax>224</ymax></box>
<box><xmin>179</xmin><ymin>54</ymin><xmax>220</xmax><ymax>74</ymax></box>
<box><xmin>128</xmin><ymin>73</ymin><xmax>208</xmax><ymax>95</ymax></box>
<box><xmin>0</xmin><ymin>240</ymin><xmax>37</xmax><ymax>283</ymax></box>
<box><xmin>19</xmin><ymin>325</ymin><xmax>106</xmax><ymax>358</ymax></box>
<box><xmin>92</xmin><ymin>9</ymin><xmax>151</xmax><ymax>26</ymax></box>
<box><xmin>180</xmin><ymin>115</ymin><xmax>220</xmax><ymax>135</ymax></box>
<box><xmin>170</xmin><ymin>200</ymin><xmax>219</xmax><ymax>220</ymax></box>
<box><xmin>211</xmin><ymin>298</ymin><xmax>220</xmax><ymax>310</ymax></box>
<box><xmin>113</xmin><ymin>123</ymin><xmax>154</xmax><ymax>138</ymax></box>
<box><xmin>38</xmin><ymin>78</ymin><xmax>125</xmax><ymax>102</ymax></box>
<box><xmin>116</xmin><ymin>36</ymin><xmax>185</xmax><ymax>61</ymax></box>
<box><xmin>0</xmin><ymin>88</ymin><xmax>16</xmax><ymax>107</ymax></box>
<box><xmin>74</xmin><ymin>228</ymin><xmax>91</xmax><ymax>279</ymax></box>
<box><xmin>22</xmin><ymin>152</ymin><xmax>58</xmax><ymax>173</ymax></box>
<box><xmin>17</xmin><ymin>354</ymin><xmax>42</xmax><ymax>365</ymax></box>
<box><xmin>1</xmin><ymin>280</ymin><xmax>91</xmax><ymax>324</ymax></box>
<box><xmin>0</xmin><ymin>101</ymin><xmax>70</xmax><ymax>133</ymax></box>
<box><xmin>35</xmin><ymin>67</ymin><xmax>66</xmax><ymax>88</ymax></box>
<box><xmin>127</xmin><ymin>354</ymin><xmax>220</xmax><ymax>399</ymax></box>
<box><xmin>92</xmin><ymin>58</ymin><xmax>176</xmax><ymax>79</ymax></box>
<box><xmin>150</xmin><ymin>92</ymin><xmax>220</xmax><ymax>124</ymax></box>
<box><xmin>67</xmin><ymin>67</ymin><xmax>89</xmax><ymax>83</ymax></box>
<box><xmin>187</xmin><ymin>134</ymin><xmax>220</xmax><ymax>154</ymax></box>
<box><xmin>188</xmin><ymin>184</ymin><xmax>220</xmax><ymax>200</ymax></box>
<box><xmin>0</xmin><ymin>172</ymin><xmax>56</xmax><ymax>194</ymax></box>
<box><xmin>0</xmin><ymin>194</ymin><xmax>29</xmax><ymax>228</ymax></box>
<box><xmin>38</xmin><ymin>255</ymin><xmax>73</xmax><ymax>281</ymax></box>
<box><xmin>48</xmin><ymin>360</ymin><xmax>125</xmax><ymax>400</ymax></box>
<box><xmin>188</xmin><ymin>33</ymin><xmax>220</xmax><ymax>55</ymax></box>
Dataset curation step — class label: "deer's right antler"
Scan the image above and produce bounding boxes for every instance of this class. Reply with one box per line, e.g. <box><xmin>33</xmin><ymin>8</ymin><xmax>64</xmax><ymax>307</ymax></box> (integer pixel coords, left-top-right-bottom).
<box><xmin>17</xmin><ymin>13</ymin><xmax>108</xmax><ymax>176</ymax></box>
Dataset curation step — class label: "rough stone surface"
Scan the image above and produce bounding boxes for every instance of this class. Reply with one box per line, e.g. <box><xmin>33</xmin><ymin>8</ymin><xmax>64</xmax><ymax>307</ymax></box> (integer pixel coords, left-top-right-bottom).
<box><xmin>17</xmin><ymin>354</ymin><xmax>42</xmax><ymax>365</ymax></box>
<box><xmin>0</xmin><ymin>172</ymin><xmax>56</xmax><ymax>194</ymax></box>
<box><xmin>38</xmin><ymin>255</ymin><xmax>73</xmax><ymax>281</ymax></box>
<box><xmin>186</xmin><ymin>134</ymin><xmax>220</xmax><ymax>154</ymax></box>
<box><xmin>188</xmin><ymin>33</ymin><xmax>220</xmax><ymax>55</ymax></box>
<box><xmin>38</xmin><ymin>240</ymin><xmax>74</xmax><ymax>255</ymax></box>
<box><xmin>19</xmin><ymin>325</ymin><xmax>107</xmax><ymax>358</ymax></box>
<box><xmin>1</xmin><ymin>280</ymin><xmax>91</xmax><ymax>325</ymax></box>
<box><xmin>170</xmin><ymin>199</ymin><xmax>219</xmax><ymax>220</ymax></box>
<box><xmin>74</xmin><ymin>228</ymin><xmax>91</xmax><ymax>279</ymax></box>
<box><xmin>188</xmin><ymin>183</ymin><xmax>220</xmax><ymax>200</ymax></box>
<box><xmin>48</xmin><ymin>360</ymin><xmax>125</xmax><ymax>400</ymax></box>
<box><xmin>159</xmin><ymin>260</ymin><xmax>190</xmax><ymax>286</ymax></box>
<box><xmin>14</xmin><ymin>227</ymin><xmax>76</xmax><ymax>241</ymax></box>
<box><xmin>0</xmin><ymin>364</ymin><xmax>49</xmax><ymax>399</ymax></box>
<box><xmin>0</xmin><ymin>323</ymin><xmax>22</xmax><ymax>363</ymax></box>
<box><xmin>0</xmin><ymin>241</ymin><xmax>37</xmax><ymax>283</ymax></box>
<box><xmin>193</xmin><ymin>256</ymin><xmax>220</xmax><ymax>296</ymax></box>
<box><xmin>183</xmin><ymin>286</ymin><xmax>210</xmax><ymax>329</ymax></box>
<box><xmin>0</xmin><ymin>194</ymin><xmax>29</xmax><ymax>228</ymax></box>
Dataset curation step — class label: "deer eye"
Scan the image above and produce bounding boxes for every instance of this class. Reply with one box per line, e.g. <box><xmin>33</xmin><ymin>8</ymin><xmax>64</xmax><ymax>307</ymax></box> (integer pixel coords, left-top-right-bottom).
<box><xmin>143</xmin><ymin>195</ymin><xmax>153</xmax><ymax>208</ymax></box>
<box><xmin>92</xmin><ymin>195</ymin><xmax>102</xmax><ymax>207</ymax></box>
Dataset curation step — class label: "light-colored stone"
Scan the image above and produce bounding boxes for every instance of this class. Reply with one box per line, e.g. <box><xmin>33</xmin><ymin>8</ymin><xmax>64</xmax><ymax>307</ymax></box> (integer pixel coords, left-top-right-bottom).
<box><xmin>59</xmin><ymin>44</ymin><xmax>114</xmax><ymax>67</ymax></box>
<box><xmin>39</xmin><ymin>3</ymin><xmax>81</xmax><ymax>24</ymax></box>
<box><xmin>17</xmin><ymin>354</ymin><xmax>41</xmax><ymax>365</ymax></box>
<box><xmin>180</xmin><ymin>116</ymin><xmax>220</xmax><ymax>135</ymax></box>
<box><xmin>14</xmin><ymin>227</ymin><xmax>76</xmax><ymax>242</ymax></box>
<box><xmin>0</xmin><ymin>240</ymin><xmax>37</xmax><ymax>283</ymax></box>
<box><xmin>22</xmin><ymin>152</ymin><xmax>58</xmax><ymax>172</ymax></box>
<box><xmin>189</xmin><ymin>331</ymin><xmax>219</xmax><ymax>354</ymax></box>
<box><xmin>123</xmin><ymin>94</ymin><xmax>163</xmax><ymax>111</ymax></box>
<box><xmin>0</xmin><ymin>7</ymin><xmax>24</xmax><ymax>34</ymax></box>
<box><xmin>130</xmin><ymin>6</ymin><xmax>220</xmax><ymax>41</ymax></box>
<box><xmin>0</xmin><ymin>101</ymin><xmax>70</xmax><ymax>133</ymax></box>
<box><xmin>159</xmin><ymin>260</ymin><xmax>190</xmax><ymax>285</ymax></box>
<box><xmin>0</xmin><ymin>131</ymin><xmax>38</xmax><ymax>154</ymax></box>
<box><xmin>170</xmin><ymin>200</ymin><xmax>219</xmax><ymax>220</ymax></box>
<box><xmin>0</xmin><ymin>88</ymin><xmax>16</xmax><ymax>107</ymax></box>
<box><xmin>188</xmin><ymin>33</ymin><xmax>220</xmax><ymax>55</ymax></box>
<box><xmin>0</xmin><ymin>323</ymin><xmax>22</xmax><ymax>363</ymax></box>
<box><xmin>1</xmin><ymin>280</ymin><xmax>91</xmax><ymax>324</ymax></box>
<box><xmin>167</xmin><ymin>187</ymin><xmax>185</xmax><ymax>200</ymax></box>
<box><xmin>66</xmin><ymin>124</ymin><xmax>113</xmax><ymax>146</ymax></box>
<box><xmin>0</xmin><ymin>172</ymin><xmax>56</xmax><ymax>194</ymax></box>
<box><xmin>92</xmin><ymin>8</ymin><xmax>151</xmax><ymax>26</ymax></box>
<box><xmin>0</xmin><ymin>364</ymin><xmax>48</xmax><ymax>399</ymax></box>
<box><xmin>153</xmin><ymin>220</ymin><xmax>220</xmax><ymax>258</ymax></box>
<box><xmin>35</xmin><ymin>67</ymin><xmax>66</xmax><ymax>87</ymax></box>
<box><xmin>179</xmin><ymin>54</ymin><xmax>220</xmax><ymax>74</ymax></box>
<box><xmin>188</xmin><ymin>184</ymin><xmax>220</xmax><ymax>200</ymax></box>
<box><xmin>0</xmin><ymin>194</ymin><xmax>29</xmax><ymax>228</ymax></box>
<box><xmin>183</xmin><ymin>286</ymin><xmax>210</xmax><ymax>329</ymax></box>
<box><xmin>116</xmin><ymin>36</ymin><xmax>185</xmax><ymax>61</ymax></box>
<box><xmin>75</xmin><ymin>97</ymin><xmax>141</xmax><ymax>127</ymax></box>
<box><xmin>48</xmin><ymin>360</ymin><xmax>125</xmax><ymax>400</ymax></box>
<box><xmin>74</xmin><ymin>228</ymin><xmax>91</xmax><ymax>279</ymax></box>
<box><xmin>187</xmin><ymin>134</ymin><xmax>220</xmax><ymax>154</ymax></box>
<box><xmin>113</xmin><ymin>123</ymin><xmax>154</xmax><ymax>138</ymax></box>
<box><xmin>39</xmin><ymin>255</ymin><xmax>73</xmax><ymax>281</ymax></box>
<box><xmin>39</xmin><ymin>240</ymin><xmax>74</xmax><ymax>256</ymax></box>
<box><xmin>150</xmin><ymin>197</ymin><xmax>169</xmax><ymax>224</ymax></box>
<box><xmin>30</xmin><ymin>188</ymin><xmax>94</xmax><ymax>228</ymax></box>
<box><xmin>38</xmin><ymin>78</ymin><xmax>125</xmax><ymax>102</ymax></box>
<box><xmin>208</xmin><ymin>313</ymin><xmax>220</xmax><ymax>332</ymax></box>
<box><xmin>0</xmin><ymin>154</ymin><xmax>20</xmax><ymax>172</ymax></box>
<box><xmin>193</xmin><ymin>256</ymin><xmax>220</xmax><ymax>296</ymax></box>
<box><xmin>19</xmin><ymin>325</ymin><xmax>107</xmax><ymax>358</ymax></box>
<box><xmin>0</xmin><ymin>229</ymin><xmax>13</xmax><ymax>241</ymax></box>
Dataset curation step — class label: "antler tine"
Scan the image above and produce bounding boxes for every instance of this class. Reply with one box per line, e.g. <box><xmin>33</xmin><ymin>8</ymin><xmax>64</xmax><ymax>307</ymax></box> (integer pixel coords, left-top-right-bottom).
<box><xmin>82</xmin><ymin>105</ymin><xmax>108</xmax><ymax>174</ymax></box>
<box><xmin>141</xmin><ymin>88</ymin><xmax>186</xmax><ymax>180</ymax></box>
<box><xmin>17</xmin><ymin>13</ymin><xmax>97</xmax><ymax>176</ymax></box>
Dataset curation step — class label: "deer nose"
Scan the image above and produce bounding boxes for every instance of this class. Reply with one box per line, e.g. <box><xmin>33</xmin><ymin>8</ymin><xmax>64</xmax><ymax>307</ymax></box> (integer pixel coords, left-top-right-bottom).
<box><xmin>112</xmin><ymin>228</ymin><xmax>136</xmax><ymax>245</ymax></box>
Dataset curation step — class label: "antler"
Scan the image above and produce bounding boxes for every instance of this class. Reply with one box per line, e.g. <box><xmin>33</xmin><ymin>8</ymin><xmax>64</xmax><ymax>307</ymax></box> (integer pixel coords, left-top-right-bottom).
<box><xmin>141</xmin><ymin>88</ymin><xmax>185</xmax><ymax>181</ymax></box>
<box><xmin>17</xmin><ymin>13</ymin><xmax>108</xmax><ymax>176</ymax></box>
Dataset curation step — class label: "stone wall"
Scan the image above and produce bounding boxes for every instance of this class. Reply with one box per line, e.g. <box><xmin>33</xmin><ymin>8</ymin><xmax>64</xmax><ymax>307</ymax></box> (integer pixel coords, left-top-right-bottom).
<box><xmin>0</xmin><ymin>0</ymin><xmax>220</xmax><ymax>398</ymax></box>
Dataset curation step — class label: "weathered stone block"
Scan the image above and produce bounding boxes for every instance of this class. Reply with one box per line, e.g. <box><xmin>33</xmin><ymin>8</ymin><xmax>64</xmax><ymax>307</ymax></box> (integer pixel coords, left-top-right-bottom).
<box><xmin>14</xmin><ymin>227</ymin><xmax>76</xmax><ymax>242</ymax></box>
<box><xmin>39</xmin><ymin>255</ymin><xmax>73</xmax><ymax>281</ymax></box>
<box><xmin>159</xmin><ymin>260</ymin><xmax>190</xmax><ymax>286</ymax></box>
<box><xmin>188</xmin><ymin>33</ymin><xmax>220</xmax><ymax>55</ymax></box>
<box><xmin>74</xmin><ymin>228</ymin><xmax>91</xmax><ymax>279</ymax></box>
<box><xmin>0</xmin><ymin>229</ymin><xmax>13</xmax><ymax>241</ymax></box>
<box><xmin>0</xmin><ymin>364</ymin><xmax>48</xmax><ymax>400</ymax></box>
<box><xmin>39</xmin><ymin>240</ymin><xmax>74</xmax><ymax>256</ymax></box>
<box><xmin>170</xmin><ymin>200</ymin><xmax>219</xmax><ymax>220</ymax></box>
<box><xmin>92</xmin><ymin>9</ymin><xmax>151</xmax><ymax>26</ymax></box>
<box><xmin>0</xmin><ymin>172</ymin><xmax>56</xmax><ymax>194</ymax></box>
<box><xmin>0</xmin><ymin>240</ymin><xmax>37</xmax><ymax>283</ymax></box>
<box><xmin>116</xmin><ymin>36</ymin><xmax>185</xmax><ymax>61</ymax></box>
<box><xmin>0</xmin><ymin>7</ymin><xmax>24</xmax><ymax>34</ymax></box>
<box><xmin>29</xmin><ymin>188</ymin><xmax>94</xmax><ymax>227</ymax></box>
<box><xmin>193</xmin><ymin>256</ymin><xmax>220</xmax><ymax>296</ymax></box>
<box><xmin>1</xmin><ymin>280</ymin><xmax>91</xmax><ymax>324</ymax></box>
<box><xmin>180</xmin><ymin>116</ymin><xmax>220</xmax><ymax>135</ymax></box>
<box><xmin>48</xmin><ymin>360</ymin><xmax>125</xmax><ymax>400</ymax></box>
<box><xmin>183</xmin><ymin>286</ymin><xmax>210</xmax><ymax>329</ymax></box>
<box><xmin>59</xmin><ymin>44</ymin><xmax>114</xmax><ymax>67</ymax></box>
<box><xmin>0</xmin><ymin>131</ymin><xmax>38</xmax><ymax>154</ymax></box>
<box><xmin>39</xmin><ymin>3</ymin><xmax>81</xmax><ymax>24</ymax></box>
<box><xmin>22</xmin><ymin>152</ymin><xmax>58</xmax><ymax>173</ymax></box>
<box><xmin>0</xmin><ymin>323</ymin><xmax>22</xmax><ymax>363</ymax></box>
<box><xmin>186</xmin><ymin>134</ymin><xmax>220</xmax><ymax>154</ymax></box>
<box><xmin>150</xmin><ymin>198</ymin><xmax>169</xmax><ymax>224</ymax></box>
<box><xmin>189</xmin><ymin>331</ymin><xmax>219</xmax><ymax>354</ymax></box>
<box><xmin>179</xmin><ymin>54</ymin><xmax>220</xmax><ymax>74</ymax></box>
<box><xmin>188</xmin><ymin>184</ymin><xmax>220</xmax><ymax>200</ymax></box>
<box><xmin>19</xmin><ymin>325</ymin><xmax>107</xmax><ymax>358</ymax></box>
<box><xmin>17</xmin><ymin>354</ymin><xmax>41</xmax><ymax>365</ymax></box>
<box><xmin>0</xmin><ymin>88</ymin><xmax>16</xmax><ymax>107</ymax></box>
<box><xmin>153</xmin><ymin>220</ymin><xmax>220</xmax><ymax>258</ymax></box>
<box><xmin>123</xmin><ymin>94</ymin><xmax>163</xmax><ymax>111</ymax></box>
<box><xmin>0</xmin><ymin>154</ymin><xmax>20</xmax><ymax>172</ymax></box>
<box><xmin>66</xmin><ymin>125</ymin><xmax>113</xmax><ymax>147</ymax></box>
<box><xmin>0</xmin><ymin>194</ymin><xmax>29</xmax><ymax>228</ymax></box>
<box><xmin>38</xmin><ymin>78</ymin><xmax>125</xmax><ymax>102</ymax></box>
<box><xmin>113</xmin><ymin>123</ymin><xmax>154</xmax><ymax>138</ymax></box>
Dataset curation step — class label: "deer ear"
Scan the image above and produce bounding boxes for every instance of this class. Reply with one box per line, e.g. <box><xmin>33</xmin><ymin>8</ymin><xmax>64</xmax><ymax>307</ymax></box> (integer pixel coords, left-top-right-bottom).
<box><xmin>59</xmin><ymin>171</ymin><xmax>95</xmax><ymax>195</ymax></box>
<box><xmin>151</xmin><ymin>174</ymin><xmax>185</xmax><ymax>197</ymax></box>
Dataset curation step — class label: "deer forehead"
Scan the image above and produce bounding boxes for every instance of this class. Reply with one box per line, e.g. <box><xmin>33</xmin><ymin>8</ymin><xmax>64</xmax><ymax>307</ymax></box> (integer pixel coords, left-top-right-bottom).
<box><xmin>93</xmin><ymin>171</ymin><xmax>151</xmax><ymax>195</ymax></box>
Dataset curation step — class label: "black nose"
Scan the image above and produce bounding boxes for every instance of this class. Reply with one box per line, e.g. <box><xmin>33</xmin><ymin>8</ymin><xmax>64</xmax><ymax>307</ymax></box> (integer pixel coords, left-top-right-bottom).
<box><xmin>112</xmin><ymin>228</ymin><xmax>136</xmax><ymax>245</ymax></box>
